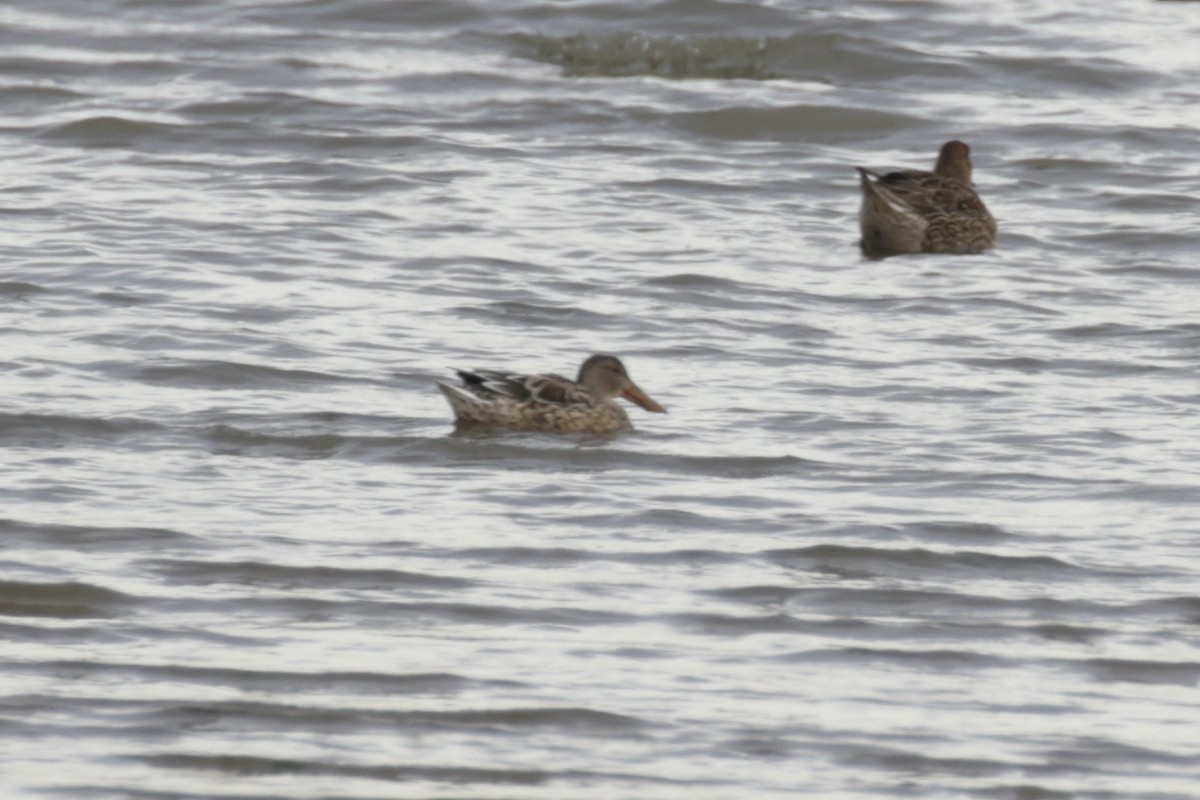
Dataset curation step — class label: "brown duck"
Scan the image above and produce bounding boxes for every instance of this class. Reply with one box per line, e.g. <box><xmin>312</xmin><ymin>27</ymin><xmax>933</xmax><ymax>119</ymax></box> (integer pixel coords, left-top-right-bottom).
<box><xmin>436</xmin><ymin>354</ymin><xmax>666</xmax><ymax>434</ymax></box>
<box><xmin>857</xmin><ymin>140</ymin><xmax>997</xmax><ymax>258</ymax></box>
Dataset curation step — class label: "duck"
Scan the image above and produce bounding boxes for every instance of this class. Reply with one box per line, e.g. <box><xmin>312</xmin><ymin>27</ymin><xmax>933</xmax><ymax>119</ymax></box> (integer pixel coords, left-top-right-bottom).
<box><xmin>436</xmin><ymin>353</ymin><xmax>666</xmax><ymax>434</ymax></box>
<box><xmin>856</xmin><ymin>140</ymin><xmax>997</xmax><ymax>258</ymax></box>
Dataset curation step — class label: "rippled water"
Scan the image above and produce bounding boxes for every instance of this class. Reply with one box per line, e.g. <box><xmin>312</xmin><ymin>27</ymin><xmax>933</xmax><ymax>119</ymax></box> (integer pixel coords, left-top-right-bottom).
<box><xmin>3</xmin><ymin>1</ymin><xmax>1200</xmax><ymax>798</ymax></box>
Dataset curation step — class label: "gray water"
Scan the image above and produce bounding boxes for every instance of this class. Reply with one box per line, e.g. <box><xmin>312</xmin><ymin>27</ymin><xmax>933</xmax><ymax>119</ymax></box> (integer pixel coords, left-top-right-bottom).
<box><xmin>3</xmin><ymin>1</ymin><xmax>1200</xmax><ymax>798</ymax></box>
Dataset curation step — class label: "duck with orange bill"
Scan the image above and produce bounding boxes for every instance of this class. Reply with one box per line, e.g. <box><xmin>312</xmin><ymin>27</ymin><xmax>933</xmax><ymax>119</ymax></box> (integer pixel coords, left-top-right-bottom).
<box><xmin>436</xmin><ymin>353</ymin><xmax>666</xmax><ymax>434</ymax></box>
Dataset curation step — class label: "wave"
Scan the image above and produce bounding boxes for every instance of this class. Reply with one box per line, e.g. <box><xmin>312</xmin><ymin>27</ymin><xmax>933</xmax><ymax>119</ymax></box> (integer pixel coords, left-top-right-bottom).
<box><xmin>520</xmin><ymin>32</ymin><xmax>778</xmax><ymax>80</ymax></box>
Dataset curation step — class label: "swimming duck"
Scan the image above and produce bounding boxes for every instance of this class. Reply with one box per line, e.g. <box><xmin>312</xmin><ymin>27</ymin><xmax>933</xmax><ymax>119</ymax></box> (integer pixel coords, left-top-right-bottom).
<box><xmin>856</xmin><ymin>140</ymin><xmax>997</xmax><ymax>258</ymax></box>
<box><xmin>436</xmin><ymin>353</ymin><xmax>666</xmax><ymax>433</ymax></box>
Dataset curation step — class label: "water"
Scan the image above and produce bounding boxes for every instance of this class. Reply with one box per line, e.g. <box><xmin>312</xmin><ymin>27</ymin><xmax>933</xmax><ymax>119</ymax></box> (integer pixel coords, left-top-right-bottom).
<box><xmin>3</xmin><ymin>1</ymin><xmax>1200</xmax><ymax>798</ymax></box>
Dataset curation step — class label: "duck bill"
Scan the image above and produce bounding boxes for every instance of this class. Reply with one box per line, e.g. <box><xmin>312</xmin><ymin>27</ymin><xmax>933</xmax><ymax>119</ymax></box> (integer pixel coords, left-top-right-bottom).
<box><xmin>623</xmin><ymin>384</ymin><xmax>666</xmax><ymax>414</ymax></box>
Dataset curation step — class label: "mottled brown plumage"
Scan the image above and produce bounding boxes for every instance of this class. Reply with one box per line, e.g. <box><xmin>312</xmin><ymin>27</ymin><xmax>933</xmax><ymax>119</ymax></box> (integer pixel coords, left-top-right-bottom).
<box><xmin>857</xmin><ymin>140</ymin><xmax>997</xmax><ymax>258</ymax></box>
<box><xmin>436</xmin><ymin>354</ymin><xmax>666</xmax><ymax>434</ymax></box>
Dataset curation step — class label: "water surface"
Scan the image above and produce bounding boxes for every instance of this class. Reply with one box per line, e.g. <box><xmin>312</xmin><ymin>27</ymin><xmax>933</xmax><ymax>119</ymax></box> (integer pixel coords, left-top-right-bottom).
<box><xmin>2</xmin><ymin>1</ymin><xmax>1200</xmax><ymax>798</ymax></box>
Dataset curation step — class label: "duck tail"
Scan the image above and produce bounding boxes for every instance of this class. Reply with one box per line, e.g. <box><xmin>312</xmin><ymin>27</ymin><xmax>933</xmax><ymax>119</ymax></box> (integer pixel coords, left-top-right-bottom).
<box><xmin>435</xmin><ymin>379</ymin><xmax>474</xmax><ymax>413</ymax></box>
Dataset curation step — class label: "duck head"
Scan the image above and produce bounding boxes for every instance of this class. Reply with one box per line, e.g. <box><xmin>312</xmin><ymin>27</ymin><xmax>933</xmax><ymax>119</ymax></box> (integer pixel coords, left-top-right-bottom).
<box><xmin>934</xmin><ymin>140</ymin><xmax>973</xmax><ymax>184</ymax></box>
<box><xmin>578</xmin><ymin>354</ymin><xmax>666</xmax><ymax>413</ymax></box>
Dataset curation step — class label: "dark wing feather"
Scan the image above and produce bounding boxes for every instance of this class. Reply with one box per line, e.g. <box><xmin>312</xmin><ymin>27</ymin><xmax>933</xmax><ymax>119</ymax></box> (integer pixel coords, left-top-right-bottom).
<box><xmin>456</xmin><ymin>369</ymin><xmax>534</xmax><ymax>402</ymax></box>
<box><xmin>457</xmin><ymin>369</ymin><xmax>592</xmax><ymax>406</ymax></box>
<box><xmin>877</xmin><ymin>170</ymin><xmax>991</xmax><ymax>220</ymax></box>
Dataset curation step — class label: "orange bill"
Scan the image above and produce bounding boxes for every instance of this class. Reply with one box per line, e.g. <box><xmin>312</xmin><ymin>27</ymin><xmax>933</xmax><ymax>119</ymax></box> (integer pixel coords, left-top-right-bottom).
<box><xmin>623</xmin><ymin>384</ymin><xmax>666</xmax><ymax>413</ymax></box>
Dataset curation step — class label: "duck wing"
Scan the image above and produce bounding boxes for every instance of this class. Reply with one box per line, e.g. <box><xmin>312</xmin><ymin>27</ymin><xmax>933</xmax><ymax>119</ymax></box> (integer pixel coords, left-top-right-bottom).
<box><xmin>872</xmin><ymin>169</ymin><xmax>991</xmax><ymax>221</ymax></box>
<box><xmin>456</xmin><ymin>369</ymin><xmax>592</xmax><ymax>407</ymax></box>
